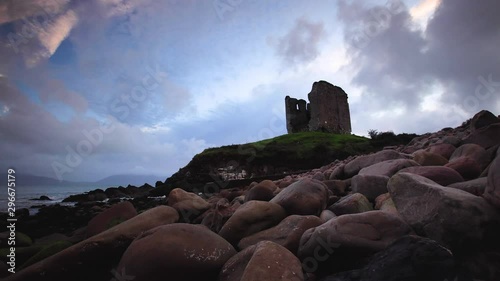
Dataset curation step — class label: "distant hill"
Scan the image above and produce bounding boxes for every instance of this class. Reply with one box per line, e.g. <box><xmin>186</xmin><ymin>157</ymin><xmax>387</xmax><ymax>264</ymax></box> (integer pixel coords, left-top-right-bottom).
<box><xmin>4</xmin><ymin>174</ymin><xmax>88</xmax><ymax>187</ymax></box>
<box><xmin>4</xmin><ymin>173</ymin><xmax>163</xmax><ymax>187</ymax></box>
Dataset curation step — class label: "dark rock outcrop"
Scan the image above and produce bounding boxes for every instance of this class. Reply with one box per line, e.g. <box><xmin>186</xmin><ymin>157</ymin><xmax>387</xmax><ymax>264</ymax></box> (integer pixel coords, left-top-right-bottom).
<box><xmin>319</xmin><ymin>235</ymin><xmax>455</xmax><ymax>281</ymax></box>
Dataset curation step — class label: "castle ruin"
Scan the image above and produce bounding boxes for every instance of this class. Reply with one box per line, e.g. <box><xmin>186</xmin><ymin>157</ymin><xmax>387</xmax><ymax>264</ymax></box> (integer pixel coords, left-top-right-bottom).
<box><xmin>285</xmin><ymin>80</ymin><xmax>351</xmax><ymax>134</ymax></box>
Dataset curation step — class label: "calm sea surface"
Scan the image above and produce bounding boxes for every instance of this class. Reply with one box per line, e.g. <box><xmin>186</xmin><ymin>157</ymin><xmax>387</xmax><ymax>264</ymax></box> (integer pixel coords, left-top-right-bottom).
<box><xmin>0</xmin><ymin>185</ymin><xmax>103</xmax><ymax>215</ymax></box>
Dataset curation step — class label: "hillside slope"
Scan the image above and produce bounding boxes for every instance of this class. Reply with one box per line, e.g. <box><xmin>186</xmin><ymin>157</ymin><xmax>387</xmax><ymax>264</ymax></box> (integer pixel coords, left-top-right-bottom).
<box><xmin>153</xmin><ymin>131</ymin><xmax>416</xmax><ymax>195</ymax></box>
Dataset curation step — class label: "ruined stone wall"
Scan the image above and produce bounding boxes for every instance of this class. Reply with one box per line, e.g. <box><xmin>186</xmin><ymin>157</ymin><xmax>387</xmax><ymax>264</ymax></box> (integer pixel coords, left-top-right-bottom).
<box><xmin>285</xmin><ymin>81</ymin><xmax>351</xmax><ymax>134</ymax></box>
<box><xmin>308</xmin><ymin>81</ymin><xmax>351</xmax><ymax>134</ymax></box>
<box><xmin>285</xmin><ymin>96</ymin><xmax>310</xmax><ymax>133</ymax></box>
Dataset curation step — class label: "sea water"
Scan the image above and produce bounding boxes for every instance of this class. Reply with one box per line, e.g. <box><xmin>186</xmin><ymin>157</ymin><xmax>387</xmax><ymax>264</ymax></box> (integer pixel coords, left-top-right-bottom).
<box><xmin>0</xmin><ymin>184</ymin><xmax>103</xmax><ymax>215</ymax></box>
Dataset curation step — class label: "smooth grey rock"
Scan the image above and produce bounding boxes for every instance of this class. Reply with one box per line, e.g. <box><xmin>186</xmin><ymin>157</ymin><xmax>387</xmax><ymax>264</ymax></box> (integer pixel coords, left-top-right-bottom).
<box><xmin>388</xmin><ymin>172</ymin><xmax>500</xmax><ymax>250</ymax></box>
<box><xmin>351</xmin><ymin>175</ymin><xmax>390</xmax><ymax>201</ymax></box>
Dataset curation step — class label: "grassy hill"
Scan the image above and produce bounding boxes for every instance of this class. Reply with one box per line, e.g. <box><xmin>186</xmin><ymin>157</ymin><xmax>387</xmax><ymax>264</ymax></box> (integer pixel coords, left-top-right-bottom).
<box><xmin>150</xmin><ymin>130</ymin><xmax>419</xmax><ymax>195</ymax></box>
<box><xmin>152</xmin><ymin>132</ymin><xmax>379</xmax><ymax>195</ymax></box>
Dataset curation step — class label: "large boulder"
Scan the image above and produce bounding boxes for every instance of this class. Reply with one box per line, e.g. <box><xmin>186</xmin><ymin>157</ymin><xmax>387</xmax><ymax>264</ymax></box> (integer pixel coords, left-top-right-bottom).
<box><xmin>168</xmin><ymin>188</ymin><xmax>210</xmax><ymax>221</ymax></box>
<box><xmin>439</xmin><ymin>135</ymin><xmax>461</xmax><ymax>147</ymax></box>
<box><xmin>374</xmin><ymin>193</ymin><xmax>398</xmax><ymax>215</ymax></box>
<box><xmin>86</xmin><ymin>201</ymin><xmax>137</xmax><ymax>237</ymax></box>
<box><xmin>116</xmin><ymin>224</ymin><xmax>236</xmax><ymax>281</ymax></box>
<box><xmin>320</xmin><ymin>210</ymin><xmax>337</xmax><ymax>222</ymax></box>
<box><xmin>463</xmin><ymin>123</ymin><xmax>500</xmax><ymax>149</ymax></box>
<box><xmin>270</xmin><ymin>178</ymin><xmax>328</xmax><ymax>216</ymax></box>
<box><xmin>449</xmin><ymin>143</ymin><xmax>490</xmax><ymax>170</ymax></box>
<box><xmin>4</xmin><ymin>206</ymin><xmax>179</xmax><ymax>281</ymax></box>
<box><xmin>426</xmin><ymin>143</ymin><xmax>456</xmax><ymax>159</ymax></box>
<box><xmin>444</xmin><ymin>157</ymin><xmax>482</xmax><ymax>180</ymax></box>
<box><xmin>448</xmin><ymin>177</ymin><xmax>488</xmax><ymax>195</ymax></box>
<box><xmin>358</xmin><ymin>159</ymin><xmax>420</xmax><ymax>177</ymax></box>
<box><xmin>319</xmin><ymin>235</ymin><xmax>455</xmax><ymax>281</ymax></box>
<box><xmin>398</xmin><ymin>166</ymin><xmax>464</xmax><ymax>186</ymax></box>
<box><xmin>323</xmin><ymin>180</ymin><xmax>347</xmax><ymax>196</ymax></box>
<box><xmin>298</xmin><ymin>211</ymin><xmax>412</xmax><ymax>274</ymax></box>
<box><xmin>484</xmin><ymin>148</ymin><xmax>500</xmax><ymax>208</ymax></box>
<box><xmin>329</xmin><ymin>165</ymin><xmax>345</xmax><ymax>180</ymax></box>
<box><xmin>388</xmin><ymin>173</ymin><xmax>500</xmax><ymax>251</ymax></box>
<box><xmin>238</xmin><ymin>215</ymin><xmax>322</xmax><ymax>254</ymax></box>
<box><xmin>219</xmin><ymin>241</ymin><xmax>304</xmax><ymax>281</ymax></box>
<box><xmin>470</xmin><ymin>110</ymin><xmax>500</xmax><ymax>132</ymax></box>
<box><xmin>198</xmin><ymin>198</ymin><xmax>239</xmax><ymax>233</ymax></box>
<box><xmin>351</xmin><ymin>175</ymin><xmax>389</xmax><ymax>201</ymax></box>
<box><xmin>245</xmin><ymin>180</ymin><xmax>278</xmax><ymax>202</ymax></box>
<box><xmin>344</xmin><ymin>150</ymin><xmax>405</xmax><ymax>178</ymax></box>
<box><xmin>328</xmin><ymin>193</ymin><xmax>373</xmax><ymax>215</ymax></box>
<box><xmin>219</xmin><ymin>188</ymin><xmax>245</xmax><ymax>202</ymax></box>
<box><xmin>219</xmin><ymin>201</ymin><xmax>286</xmax><ymax>246</ymax></box>
<box><xmin>412</xmin><ymin>150</ymin><xmax>449</xmax><ymax>166</ymax></box>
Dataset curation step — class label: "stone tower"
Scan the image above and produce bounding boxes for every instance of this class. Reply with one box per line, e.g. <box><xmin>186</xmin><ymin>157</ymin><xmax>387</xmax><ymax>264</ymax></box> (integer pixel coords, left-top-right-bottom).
<box><xmin>285</xmin><ymin>96</ymin><xmax>309</xmax><ymax>133</ymax></box>
<box><xmin>285</xmin><ymin>80</ymin><xmax>351</xmax><ymax>134</ymax></box>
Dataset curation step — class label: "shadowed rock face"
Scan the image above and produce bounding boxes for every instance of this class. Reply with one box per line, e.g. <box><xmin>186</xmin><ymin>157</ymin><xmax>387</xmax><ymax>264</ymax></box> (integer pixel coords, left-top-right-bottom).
<box><xmin>319</xmin><ymin>235</ymin><xmax>455</xmax><ymax>281</ymax></box>
<box><xmin>285</xmin><ymin>81</ymin><xmax>351</xmax><ymax>134</ymax></box>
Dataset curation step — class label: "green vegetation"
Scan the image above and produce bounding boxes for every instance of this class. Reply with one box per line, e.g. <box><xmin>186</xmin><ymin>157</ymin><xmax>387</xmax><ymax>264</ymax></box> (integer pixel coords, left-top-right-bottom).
<box><xmin>154</xmin><ymin>130</ymin><xmax>419</xmax><ymax>194</ymax></box>
<box><xmin>20</xmin><ymin>241</ymin><xmax>72</xmax><ymax>270</ymax></box>
<box><xmin>217</xmin><ymin>131</ymin><xmax>368</xmax><ymax>155</ymax></box>
<box><xmin>107</xmin><ymin>217</ymin><xmax>126</xmax><ymax>229</ymax></box>
<box><xmin>16</xmin><ymin>232</ymin><xmax>33</xmax><ymax>247</ymax></box>
<box><xmin>157</xmin><ymin>132</ymin><xmax>372</xmax><ymax>192</ymax></box>
<box><xmin>367</xmin><ymin>130</ymin><xmax>418</xmax><ymax>148</ymax></box>
<box><xmin>197</xmin><ymin>132</ymin><xmax>372</xmax><ymax>167</ymax></box>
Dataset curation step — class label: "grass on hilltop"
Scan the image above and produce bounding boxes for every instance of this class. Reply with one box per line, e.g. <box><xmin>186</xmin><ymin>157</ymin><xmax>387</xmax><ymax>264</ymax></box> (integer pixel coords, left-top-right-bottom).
<box><xmin>156</xmin><ymin>130</ymin><xmax>418</xmax><ymax>194</ymax></box>
<box><xmin>201</xmin><ymin>131</ymin><xmax>369</xmax><ymax>158</ymax></box>
<box><xmin>186</xmin><ymin>131</ymin><xmax>373</xmax><ymax>177</ymax></box>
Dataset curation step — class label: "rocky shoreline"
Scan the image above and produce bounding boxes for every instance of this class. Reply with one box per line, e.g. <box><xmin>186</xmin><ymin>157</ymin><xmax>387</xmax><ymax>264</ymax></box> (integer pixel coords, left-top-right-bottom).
<box><xmin>1</xmin><ymin>110</ymin><xmax>499</xmax><ymax>281</ymax></box>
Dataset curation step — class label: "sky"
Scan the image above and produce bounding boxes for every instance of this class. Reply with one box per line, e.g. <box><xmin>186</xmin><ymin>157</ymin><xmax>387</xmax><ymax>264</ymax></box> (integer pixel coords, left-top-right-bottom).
<box><xmin>1</xmin><ymin>0</ymin><xmax>499</xmax><ymax>182</ymax></box>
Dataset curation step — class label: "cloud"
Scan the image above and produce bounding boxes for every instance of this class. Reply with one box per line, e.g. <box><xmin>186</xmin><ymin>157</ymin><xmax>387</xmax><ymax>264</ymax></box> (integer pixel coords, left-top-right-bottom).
<box><xmin>0</xmin><ymin>0</ymin><xmax>69</xmax><ymax>25</ymax></box>
<box><xmin>0</xmin><ymin>78</ymin><xmax>181</xmax><ymax>181</ymax></box>
<box><xmin>0</xmin><ymin>0</ymin><xmax>75</xmax><ymax>67</ymax></box>
<box><xmin>273</xmin><ymin>17</ymin><xmax>326</xmax><ymax>67</ymax></box>
<box><xmin>337</xmin><ymin>0</ymin><xmax>500</xmax><ymax>133</ymax></box>
<box><xmin>38</xmin><ymin>79</ymin><xmax>88</xmax><ymax>113</ymax></box>
<box><xmin>34</xmin><ymin>9</ymin><xmax>78</xmax><ymax>64</ymax></box>
<box><xmin>410</xmin><ymin>0</ymin><xmax>441</xmax><ymax>25</ymax></box>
